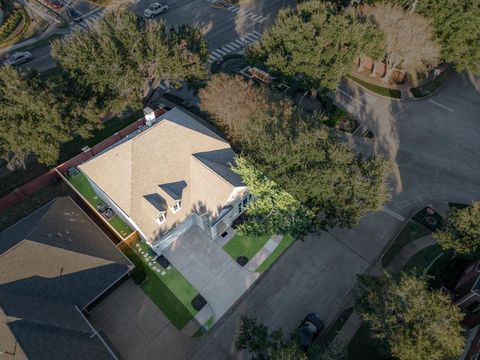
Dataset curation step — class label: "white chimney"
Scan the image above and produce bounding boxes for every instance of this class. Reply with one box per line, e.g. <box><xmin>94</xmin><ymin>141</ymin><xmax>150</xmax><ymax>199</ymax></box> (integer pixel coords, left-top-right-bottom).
<box><xmin>144</xmin><ymin>107</ymin><xmax>156</xmax><ymax>126</ymax></box>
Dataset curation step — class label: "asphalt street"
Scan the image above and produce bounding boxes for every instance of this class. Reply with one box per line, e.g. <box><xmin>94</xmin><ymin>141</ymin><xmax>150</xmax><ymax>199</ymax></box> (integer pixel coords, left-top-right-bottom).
<box><xmin>185</xmin><ymin>73</ymin><xmax>480</xmax><ymax>359</ymax></box>
<box><xmin>6</xmin><ymin>1</ymin><xmax>480</xmax><ymax>358</ymax></box>
<box><xmin>16</xmin><ymin>0</ymin><xmax>294</xmax><ymax>72</ymax></box>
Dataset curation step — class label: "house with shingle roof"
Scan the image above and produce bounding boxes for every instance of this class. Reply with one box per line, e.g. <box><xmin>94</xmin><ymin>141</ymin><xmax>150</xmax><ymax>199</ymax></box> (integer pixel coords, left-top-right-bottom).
<box><xmin>0</xmin><ymin>196</ymin><xmax>133</xmax><ymax>360</ymax></box>
<box><xmin>79</xmin><ymin>107</ymin><xmax>250</xmax><ymax>252</ymax></box>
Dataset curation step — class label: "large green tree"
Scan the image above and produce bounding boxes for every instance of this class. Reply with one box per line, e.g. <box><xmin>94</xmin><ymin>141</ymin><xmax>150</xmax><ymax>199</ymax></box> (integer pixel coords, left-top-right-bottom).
<box><xmin>246</xmin><ymin>0</ymin><xmax>384</xmax><ymax>89</ymax></box>
<box><xmin>434</xmin><ymin>202</ymin><xmax>480</xmax><ymax>255</ymax></box>
<box><xmin>357</xmin><ymin>272</ymin><xmax>465</xmax><ymax>360</ymax></box>
<box><xmin>200</xmin><ymin>74</ymin><xmax>391</xmax><ymax>230</ymax></box>
<box><xmin>236</xmin><ymin>316</ymin><xmax>345</xmax><ymax>360</ymax></box>
<box><xmin>415</xmin><ymin>0</ymin><xmax>480</xmax><ymax>75</ymax></box>
<box><xmin>232</xmin><ymin>156</ymin><xmax>314</xmax><ymax>238</ymax></box>
<box><xmin>0</xmin><ymin>66</ymin><xmax>101</xmax><ymax>168</ymax></box>
<box><xmin>52</xmin><ymin>10</ymin><xmax>208</xmax><ymax>112</ymax></box>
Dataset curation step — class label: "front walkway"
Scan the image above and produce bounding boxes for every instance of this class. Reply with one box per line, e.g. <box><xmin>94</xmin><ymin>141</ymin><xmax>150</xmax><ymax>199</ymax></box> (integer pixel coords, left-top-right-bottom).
<box><xmin>162</xmin><ymin>225</ymin><xmax>259</xmax><ymax>321</ymax></box>
<box><xmin>245</xmin><ymin>235</ymin><xmax>283</xmax><ymax>271</ymax></box>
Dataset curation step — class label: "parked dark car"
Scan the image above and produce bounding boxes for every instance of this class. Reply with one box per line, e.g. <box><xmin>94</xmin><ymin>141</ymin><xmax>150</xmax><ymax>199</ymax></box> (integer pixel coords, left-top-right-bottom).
<box><xmin>67</xmin><ymin>8</ymin><xmax>82</xmax><ymax>23</ymax></box>
<box><xmin>295</xmin><ymin>313</ymin><xmax>324</xmax><ymax>351</ymax></box>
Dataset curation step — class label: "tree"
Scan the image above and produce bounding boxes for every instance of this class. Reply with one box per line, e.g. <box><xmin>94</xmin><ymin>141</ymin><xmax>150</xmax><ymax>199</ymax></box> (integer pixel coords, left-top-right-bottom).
<box><xmin>198</xmin><ymin>74</ymin><xmax>292</xmax><ymax>142</ymax></box>
<box><xmin>52</xmin><ymin>10</ymin><xmax>208</xmax><ymax>113</ymax></box>
<box><xmin>415</xmin><ymin>0</ymin><xmax>480</xmax><ymax>75</ymax></box>
<box><xmin>360</xmin><ymin>2</ymin><xmax>441</xmax><ymax>80</ymax></box>
<box><xmin>232</xmin><ymin>157</ymin><xmax>314</xmax><ymax>238</ymax></box>
<box><xmin>434</xmin><ymin>202</ymin><xmax>480</xmax><ymax>255</ymax></box>
<box><xmin>246</xmin><ymin>0</ymin><xmax>384</xmax><ymax>89</ymax></box>
<box><xmin>200</xmin><ymin>75</ymin><xmax>391</xmax><ymax>230</ymax></box>
<box><xmin>236</xmin><ymin>316</ymin><xmax>345</xmax><ymax>360</ymax></box>
<box><xmin>0</xmin><ymin>66</ymin><xmax>101</xmax><ymax>168</ymax></box>
<box><xmin>357</xmin><ymin>272</ymin><xmax>465</xmax><ymax>360</ymax></box>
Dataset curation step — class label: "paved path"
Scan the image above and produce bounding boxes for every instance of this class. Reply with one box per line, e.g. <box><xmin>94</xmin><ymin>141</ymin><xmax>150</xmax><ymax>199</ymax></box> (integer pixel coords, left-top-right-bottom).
<box><xmin>387</xmin><ymin>235</ymin><xmax>437</xmax><ymax>272</ymax></box>
<box><xmin>245</xmin><ymin>235</ymin><xmax>283</xmax><ymax>271</ymax></box>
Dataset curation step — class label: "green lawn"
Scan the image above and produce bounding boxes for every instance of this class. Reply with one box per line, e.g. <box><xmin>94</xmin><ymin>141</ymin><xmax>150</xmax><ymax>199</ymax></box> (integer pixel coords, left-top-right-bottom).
<box><xmin>346</xmin><ymin>74</ymin><xmax>402</xmax><ymax>99</ymax></box>
<box><xmin>382</xmin><ymin>221</ymin><xmax>431</xmax><ymax>267</ymax></box>
<box><xmin>223</xmin><ymin>233</ymin><xmax>271</xmax><ymax>260</ymax></box>
<box><xmin>256</xmin><ymin>235</ymin><xmax>295</xmax><ymax>272</ymax></box>
<box><xmin>124</xmin><ymin>243</ymin><xmax>199</xmax><ymax>330</ymax></box>
<box><xmin>403</xmin><ymin>244</ymin><xmax>443</xmax><ymax>274</ymax></box>
<box><xmin>67</xmin><ymin>172</ymin><xmax>133</xmax><ymax>238</ymax></box>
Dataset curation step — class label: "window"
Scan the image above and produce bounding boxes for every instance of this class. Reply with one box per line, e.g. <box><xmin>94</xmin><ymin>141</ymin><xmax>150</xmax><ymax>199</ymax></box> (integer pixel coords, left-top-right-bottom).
<box><xmin>157</xmin><ymin>212</ymin><xmax>166</xmax><ymax>224</ymax></box>
<box><xmin>171</xmin><ymin>201</ymin><xmax>181</xmax><ymax>213</ymax></box>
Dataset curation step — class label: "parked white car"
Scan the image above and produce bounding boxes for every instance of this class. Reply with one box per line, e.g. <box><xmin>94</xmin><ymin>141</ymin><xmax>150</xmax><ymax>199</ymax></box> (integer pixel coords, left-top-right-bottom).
<box><xmin>3</xmin><ymin>51</ymin><xmax>32</xmax><ymax>66</ymax></box>
<box><xmin>144</xmin><ymin>2</ymin><xmax>169</xmax><ymax>18</ymax></box>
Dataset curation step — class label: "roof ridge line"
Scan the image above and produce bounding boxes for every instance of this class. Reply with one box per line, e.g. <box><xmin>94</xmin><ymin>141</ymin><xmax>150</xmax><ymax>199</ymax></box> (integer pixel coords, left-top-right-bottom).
<box><xmin>191</xmin><ymin>153</ymin><xmax>238</xmax><ymax>188</ymax></box>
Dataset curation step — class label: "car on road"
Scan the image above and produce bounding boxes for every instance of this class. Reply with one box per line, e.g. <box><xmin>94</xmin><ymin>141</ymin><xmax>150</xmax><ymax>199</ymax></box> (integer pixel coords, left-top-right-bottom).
<box><xmin>67</xmin><ymin>8</ymin><xmax>82</xmax><ymax>23</ymax></box>
<box><xmin>144</xmin><ymin>2</ymin><xmax>169</xmax><ymax>18</ymax></box>
<box><xmin>3</xmin><ymin>51</ymin><xmax>32</xmax><ymax>66</ymax></box>
<box><xmin>295</xmin><ymin>313</ymin><xmax>324</xmax><ymax>351</ymax></box>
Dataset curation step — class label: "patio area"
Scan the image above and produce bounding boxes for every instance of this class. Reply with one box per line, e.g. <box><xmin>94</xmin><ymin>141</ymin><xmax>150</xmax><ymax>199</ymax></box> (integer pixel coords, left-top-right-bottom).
<box><xmin>162</xmin><ymin>225</ymin><xmax>259</xmax><ymax>320</ymax></box>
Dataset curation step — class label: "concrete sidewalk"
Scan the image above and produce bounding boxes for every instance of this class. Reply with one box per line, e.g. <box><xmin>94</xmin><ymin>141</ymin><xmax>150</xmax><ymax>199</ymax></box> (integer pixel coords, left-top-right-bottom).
<box><xmin>386</xmin><ymin>235</ymin><xmax>437</xmax><ymax>272</ymax></box>
<box><xmin>245</xmin><ymin>235</ymin><xmax>283</xmax><ymax>271</ymax></box>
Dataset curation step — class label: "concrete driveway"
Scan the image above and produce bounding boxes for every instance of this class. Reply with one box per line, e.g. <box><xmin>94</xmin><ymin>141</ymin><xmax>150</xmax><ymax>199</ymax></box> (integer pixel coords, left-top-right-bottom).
<box><xmin>163</xmin><ymin>225</ymin><xmax>259</xmax><ymax>321</ymax></box>
<box><xmin>89</xmin><ymin>279</ymin><xmax>197</xmax><ymax>360</ymax></box>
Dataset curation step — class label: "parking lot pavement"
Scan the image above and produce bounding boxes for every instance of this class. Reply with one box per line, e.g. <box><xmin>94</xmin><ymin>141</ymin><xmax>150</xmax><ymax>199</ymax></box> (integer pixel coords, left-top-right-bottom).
<box><xmin>190</xmin><ymin>232</ymin><xmax>370</xmax><ymax>358</ymax></box>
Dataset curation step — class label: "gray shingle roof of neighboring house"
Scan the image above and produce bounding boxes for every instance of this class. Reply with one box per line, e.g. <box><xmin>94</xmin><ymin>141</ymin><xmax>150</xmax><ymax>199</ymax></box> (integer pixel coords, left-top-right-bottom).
<box><xmin>0</xmin><ymin>197</ymin><xmax>133</xmax><ymax>360</ymax></box>
<box><xmin>79</xmin><ymin>107</ymin><xmax>246</xmax><ymax>243</ymax></box>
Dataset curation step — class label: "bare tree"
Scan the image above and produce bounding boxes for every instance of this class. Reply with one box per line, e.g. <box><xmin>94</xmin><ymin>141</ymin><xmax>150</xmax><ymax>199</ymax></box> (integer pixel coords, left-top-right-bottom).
<box><xmin>360</xmin><ymin>2</ymin><xmax>441</xmax><ymax>81</ymax></box>
<box><xmin>199</xmin><ymin>74</ymin><xmax>284</xmax><ymax>142</ymax></box>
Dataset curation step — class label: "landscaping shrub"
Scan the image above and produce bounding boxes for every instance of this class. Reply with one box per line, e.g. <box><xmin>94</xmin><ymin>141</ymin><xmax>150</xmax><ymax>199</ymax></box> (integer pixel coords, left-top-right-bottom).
<box><xmin>0</xmin><ymin>9</ymin><xmax>23</xmax><ymax>41</ymax></box>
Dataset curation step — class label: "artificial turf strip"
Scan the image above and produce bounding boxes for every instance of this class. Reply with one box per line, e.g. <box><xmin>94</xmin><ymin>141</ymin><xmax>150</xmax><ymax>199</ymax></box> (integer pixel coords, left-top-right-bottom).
<box><xmin>255</xmin><ymin>235</ymin><xmax>295</xmax><ymax>273</ymax></box>
<box><xmin>222</xmin><ymin>233</ymin><xmax>271</xmax><ymax>261</ymax></box>
<box><xmin>124</xmin><ymin>246</ymin><xmax>198</xmax><ymax>330</ymax></box>
<box><xmin>346</xmin><ymin>73</ymin><xmax>402</xmax><ymax>99</ymax></box>
<box><xmin>68</xmin><ymin>172</ymin><xmax>99</xmax><ymax>207</ymax></box>
<box><xmin>68</xmin><ymin>172</ymin><xmax>133</xmax><ymax>238</ymax></box>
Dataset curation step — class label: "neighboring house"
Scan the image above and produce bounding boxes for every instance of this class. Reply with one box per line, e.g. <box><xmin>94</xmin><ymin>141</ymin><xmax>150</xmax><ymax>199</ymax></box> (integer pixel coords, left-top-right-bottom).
<box><xmin>79</xmin><ymin>107</ymin><xmax>250</xmax><ymax>253</ymax></box>
<box><xmin>0</xmin><ymin>197</ymin><xmax>134</xmax><ymax>360</ymax></box>
<box><xmin>453</xmin><ymin>260</ymin><xmax>480</xmax><ymax>360</ymax></box>
<box><xmin>453</xmin><ymin>260</ymin><xmax>480</xmax><ymax>327</ymax></box>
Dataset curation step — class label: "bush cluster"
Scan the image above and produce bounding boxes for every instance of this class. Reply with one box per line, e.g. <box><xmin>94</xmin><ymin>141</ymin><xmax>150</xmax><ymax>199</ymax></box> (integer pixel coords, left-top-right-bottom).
<box><xmin>0</xmin><ymin>9</ymin><xmax>23</xmax><ymax>42</ymax></box>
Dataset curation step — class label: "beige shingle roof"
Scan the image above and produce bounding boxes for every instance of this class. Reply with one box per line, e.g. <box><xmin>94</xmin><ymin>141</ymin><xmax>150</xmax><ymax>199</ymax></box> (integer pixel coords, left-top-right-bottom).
<box><xmin>79</xmin><ymin>108</ymin><xmax>244</xmax><ymax>243</ymax></box>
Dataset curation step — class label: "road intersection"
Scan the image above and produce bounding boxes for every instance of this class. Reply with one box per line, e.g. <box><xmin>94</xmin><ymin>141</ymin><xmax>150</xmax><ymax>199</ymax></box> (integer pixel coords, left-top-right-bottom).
<box><xmin>6</xmin><ymin>0</ymin><xmax>480</xmax><ymax>358</ymax></box>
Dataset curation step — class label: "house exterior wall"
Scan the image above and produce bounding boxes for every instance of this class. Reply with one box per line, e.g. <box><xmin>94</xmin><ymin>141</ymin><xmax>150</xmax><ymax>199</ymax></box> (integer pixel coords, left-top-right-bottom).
<box><xmin>152</xmin><ymin>214</ymin><xmax>197</xmax><ymax>253</ymax></box>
